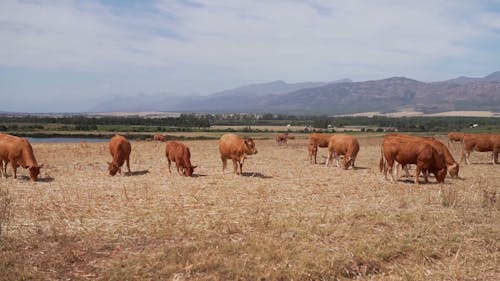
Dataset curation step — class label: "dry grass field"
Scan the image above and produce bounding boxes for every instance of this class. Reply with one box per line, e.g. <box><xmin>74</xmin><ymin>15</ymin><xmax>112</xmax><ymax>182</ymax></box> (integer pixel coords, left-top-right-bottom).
<box><xmin>0</xmin><ymin>135</ymin><xmax>498</xmax><ymax>280</ymax></box>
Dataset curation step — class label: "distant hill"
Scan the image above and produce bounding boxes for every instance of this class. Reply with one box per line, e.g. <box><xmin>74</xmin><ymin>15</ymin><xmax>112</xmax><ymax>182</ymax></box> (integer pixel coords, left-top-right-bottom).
<box><xmin>90</xmin><ymin>72</ymin><xmax>500</xmax><ymax>115</ymax></box>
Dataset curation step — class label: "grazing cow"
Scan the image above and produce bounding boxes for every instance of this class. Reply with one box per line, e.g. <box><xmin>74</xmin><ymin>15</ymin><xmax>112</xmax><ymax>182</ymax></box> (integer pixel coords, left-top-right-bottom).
<box><xmin>380</xmin><ymin>135</ymin><xmax>447</xmax><ymax>184</ymax></box>
<box><xmin>153</xmin><ymin>134</ymin><xmax>166</xmax><ymax>142</ymax></box>
<box><xmin>165</xmin><ymin>141</ymin><xmax>197</xmax><ymax>176</ymax></box>
<box><xmin>447</xmin><ymin>132</ymin><xmax>464</xmax><ymax>147</ymax></box>
<box><xmin>308</xmin><ymin>133</ymin><xmax>333</xmax><ymax>164</ymax></box>
<box><xmin>325</xmin><ymin>134</ymin><xmax>360</xmax><ymax>170</ymax></box>
<box><xmin>0</xmin><ymin>133</ymin><xmax>43</xmax><ymax>181</ymax></box>
<box><xmin>391</xmin><ymin>134</ymin><xmax>460</xmax><ymax>178</ymax></box>
<box><xmin>275</xmin><ymin>133</ymin><xmax>288</xmax><ymax>145</ymax></box>
<box><xmin>461</xmin><ymin>134</ymin><xmax>500</xmax><ymax>164</ymax></box>
<box><xmin>107</xmin><ymin>135</ymin><xmax>131</xmax><ymax>176</ymax></box>
<box><xmin>219</xmin><ymin>133</ymin><xmax>258</xmax><ymax>175</ymax></box>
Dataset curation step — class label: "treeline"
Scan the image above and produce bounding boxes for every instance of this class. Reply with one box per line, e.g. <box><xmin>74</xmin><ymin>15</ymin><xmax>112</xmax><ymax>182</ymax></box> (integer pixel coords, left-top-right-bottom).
<box><xmin>0</xmin><ymin>114</ymin><xmax>499</xmax><ymax>133</ymax></box>
<box><xmin>0</xmin><ymin>114</ymin><xmax>210</xmax><ymax>128</ymax></box>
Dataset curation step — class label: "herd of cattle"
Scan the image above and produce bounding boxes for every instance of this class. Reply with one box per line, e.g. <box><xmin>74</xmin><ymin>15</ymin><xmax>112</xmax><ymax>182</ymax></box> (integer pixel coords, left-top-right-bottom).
<box><xmin>0</xmin><ymin>132</ymin><xmax>498</xmax><ymax>183</ymax></box>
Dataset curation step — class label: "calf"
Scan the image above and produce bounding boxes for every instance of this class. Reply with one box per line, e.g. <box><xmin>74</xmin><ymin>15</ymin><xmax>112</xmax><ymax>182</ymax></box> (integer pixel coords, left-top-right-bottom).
<box><xmin>219</xmin><ymin>133</ymin><xmax>258</xmax><ymax>175</ymax></box>
<box><xmin>275</xmin><ymin>133</ymin><xmax>288</xmax><ymax>145</ymax></box>
<box><xmin>165</xmin><ymin>141</ymin><xmax>197</xmax><ymax>176</ymax></box>
<box><xmin>107</xmin><ymin>135</ymin><xmax>131</xmax><ymax>176</ymax></box>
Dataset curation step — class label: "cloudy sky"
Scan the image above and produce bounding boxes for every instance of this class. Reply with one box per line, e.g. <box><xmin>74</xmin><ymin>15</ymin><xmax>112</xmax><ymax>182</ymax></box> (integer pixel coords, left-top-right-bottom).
<box><xmin>1</xmin><ymin>0</ymin><xmax>499</xmax><ymax>112</ymax></box>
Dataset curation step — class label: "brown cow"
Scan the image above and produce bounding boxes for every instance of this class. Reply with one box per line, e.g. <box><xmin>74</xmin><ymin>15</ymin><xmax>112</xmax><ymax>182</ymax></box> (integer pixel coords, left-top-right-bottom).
<box><xmin>275</xmin><ymin>133</ymin><xmax>288</xmax><ymax>145</ymax></box>
<box><xmin>447</xmin><ymin>132</ymin><xmax>464</xmax><ymax>147</ymax></box>
<box><xmin>153</xmin><ymin>134</ymin><xmax>166</xmax><ymax>142</ymax></box>
<box><xmin>165</xmin><ymin>141</ymin><xmax>197</xmax><ymax>176</ymax></box>
<box><xmin>325</xmin><ymin>134</ymin><xmax>360</xmax><ymax>170</ymax></box>
<box><xmin>308</xmin><ymin>133</ymin><xmax>333</xmax><ymax>164</ymax></box>
<box><xmin>461</xmin><ymin>134</ymin><xmax>500</xmax><ymax>164</ymax></box>
<box><xmin>0</xmin><ymin>133</ymin><xmax>43</xmax><ymax>181</ymax></box>
<box><xmin>380</xmin><ymin>135</ymin><xmax>447</xmax><ymax>184</ymax></box>
<box><xmin>390</xmin><ymin>134</ymin><xmax>459</xmax><ymax>178</ymax></box>
<box><xmin>107</xmin><ymin>135</ymin><xmax>131</xmax><ymax>176</ymax></box>
<box><xmin>219</xmin><ymin>133</ymin><xmax>258</xmax><ymax>175</ymax></box>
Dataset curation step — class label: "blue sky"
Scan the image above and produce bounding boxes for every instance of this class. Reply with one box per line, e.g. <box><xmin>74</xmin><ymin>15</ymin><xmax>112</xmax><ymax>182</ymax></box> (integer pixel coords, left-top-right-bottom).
<box><xmin>1</xmin><ymin>0</ymin><xmax>500</xmax><ymax>112</ymax></box>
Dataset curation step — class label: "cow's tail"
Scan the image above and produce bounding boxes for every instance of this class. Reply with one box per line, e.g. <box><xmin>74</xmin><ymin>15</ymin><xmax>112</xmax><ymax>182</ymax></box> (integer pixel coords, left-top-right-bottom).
<box><xmin>379</xmin><ymin>146</ymin><xmax>385</xmax><ymax>173</ymax></box>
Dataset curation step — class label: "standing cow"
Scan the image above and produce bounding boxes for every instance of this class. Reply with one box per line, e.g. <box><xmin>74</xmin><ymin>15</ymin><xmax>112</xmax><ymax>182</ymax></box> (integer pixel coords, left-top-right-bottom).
<box><xmin>380</xmin><ymin>135</ymin><xmax>447</xmax><ymax>184</ymax></box>
<box><xmin>107</xmin><ymin>135</ymin><xmax>131</xmax><ymax>176</ymax></box>
<box><xmin>165</xmin><ymin>141</ymin><xmax>197</xmax><ymax>177</ymax></box>
<box><xmin>325</xmin><ymin>134</ymin><xmax>360</xmax><ymax>170</ymax></box>
<box><xmin>275</xmin><ymin>133</ymin><xmax>288</xmax><ymax>145</ymax></box>
<box><xmin>0</xmin><ymin>133</ymin><xmax>43</xmax><ymax>181</ymax></box>
<box><xmin>461</xmin><ymin>134</ymin><xmax>500</xmax><ymax>164</ymax></box>
<box><xmin>447</xmin><ymin>132</ymin><xmax>464</xmax><ymax>147</ymax></box>
<box><xmin>308</xmin><ymin>133</ymin><xmax>333</xmax><ymax>164</ymax></box>
<box><xmin>219</xmin><ymin>134</ymin><xmax>258</xmax><ymax>175</ymax></box>
<box><xmin>153</xmin><ymin>134</ymin><xmax>166</xmax><ymax>142</ymax></box>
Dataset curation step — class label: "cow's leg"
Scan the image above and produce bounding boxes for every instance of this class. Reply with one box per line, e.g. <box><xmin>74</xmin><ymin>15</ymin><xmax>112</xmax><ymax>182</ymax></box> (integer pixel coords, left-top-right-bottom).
<box><xmin>126</xmin><ymin>156</ymin><xmax>131</xmax><ymax>173</ymax></box>
<box><xmin>494</xmin><ymin>151</ymin><xmax>499</xmax><ymax>164</ymax></box>
<box><xmin>423</xmin><ymin>170</ymin><xmax>429</xmax><ymax>183</ymax></box>
<box><xmin>335</xmin><ymin>154</ymin><xmax>340</xmax><ymax>168</ymax></box>
<box><xmin>387</xmin><ymin>160</ymin><xmax>396</xmax><ymax>182</ymax></box>
<box><xmin>232</xmin><ymin>159</ymin><xmax>239</xmax><ymax>175</ymax></box>
<box><xmin>325</xmin><ymin>151</ymin><xmax>331</xmax><ymax>167</ymax></box>
<box><xmin>221</xmin><ymin>157</ymin><xmax>227</xmax><ymax>174</ymax></box>
<box><xmin>176</xmin><ymin>164</ymin><xmax>184</xmax><ymax>176</ymax></box>
<box><xmin>415</xmin><ymin>166</ymin><xmax>421</xmax><ymax>184</ymax></box>
<box><xmin>11</xmin><ymin>161</ymin><xmax>17</xmax><ymax>179</ymax></box>
<box><xmin>167</xmin><ymin>159</ymin><xmax>172</xmax><ymax>173</ymax></box>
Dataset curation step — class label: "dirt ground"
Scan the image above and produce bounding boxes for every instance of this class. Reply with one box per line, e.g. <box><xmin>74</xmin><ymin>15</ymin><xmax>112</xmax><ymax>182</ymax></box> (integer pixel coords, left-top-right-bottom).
<box><xmin>0</xmin><ymin>135</ymin><xmax>498</xmax><ymax>280</ymax></box>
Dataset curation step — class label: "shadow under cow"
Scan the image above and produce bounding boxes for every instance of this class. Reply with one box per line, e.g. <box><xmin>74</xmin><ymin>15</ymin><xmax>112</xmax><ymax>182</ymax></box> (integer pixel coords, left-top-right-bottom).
<box><xmin>241</xmin><ymin>172</ymin><xmax>272</xmax><ymax>179</ymax></box>
<box><xmin>125</xmin><ymin>170</ymin><xmax>150</xmax><ymax>176</ymax></box>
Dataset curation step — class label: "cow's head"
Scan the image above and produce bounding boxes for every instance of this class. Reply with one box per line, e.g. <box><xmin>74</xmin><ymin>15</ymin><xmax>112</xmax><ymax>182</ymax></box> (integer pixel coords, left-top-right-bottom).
<box><xmin>448</xmin><ymin>163</ymin><xmax>459</xmax><ymax>178</ymax></box>
<box><xmin>341</xmin><ymin>157</ymin><xmax>353</xmax><ymax>170</ymax></box>
<box><xmin>244</xmin><ymin>138</ymin><xmax>258</xmax><ymax>155</ymax></box>
<box><xmin>27</xmin><ymin>164</ymin><xmax>43</xmax><ymax>181</ymax></box>
<box><xmin>183</xmin><ymin>165</ymin><xmax>198</xmax><ymax>177</ymax></box>
<box><xmin>434</xmin><ymin>168</ymin><xmax>447</xmax><ymax>183</ymax></box>
<box><xmin>107</xmin><ymin>162</ymin><xmax>120</xmax><ymax>176</ymax></box>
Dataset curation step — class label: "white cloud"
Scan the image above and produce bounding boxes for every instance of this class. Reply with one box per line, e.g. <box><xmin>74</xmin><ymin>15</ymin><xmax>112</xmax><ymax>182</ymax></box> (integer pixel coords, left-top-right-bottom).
<box><xmin>0</xmin><ymin>0</ymin><xmax>499</xmax><ymax>98</ymax></box>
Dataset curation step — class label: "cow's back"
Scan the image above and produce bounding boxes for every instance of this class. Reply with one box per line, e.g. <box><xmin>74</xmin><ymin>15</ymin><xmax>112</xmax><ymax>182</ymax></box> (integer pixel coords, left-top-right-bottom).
<box><xmin>219</xmin><ymin>133</ymin><xmax>243</xmax><ymax>158</ymax></box>
<box><xmin>309</xmin><ymin>133</ymin><xmax>332</xmax><ymax>147</ymax></box>
<box><xmin>109</xmin><ymin>135</ymin><xmax>131</xmax><ymax>157</ymax></box>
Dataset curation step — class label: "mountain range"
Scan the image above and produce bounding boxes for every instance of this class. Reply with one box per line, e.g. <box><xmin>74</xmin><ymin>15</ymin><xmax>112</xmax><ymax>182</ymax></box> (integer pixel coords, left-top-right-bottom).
<box><xmin>90</xmin><ymin>72</ymin><xmax>500</xmax><ymax>115</ymax></box>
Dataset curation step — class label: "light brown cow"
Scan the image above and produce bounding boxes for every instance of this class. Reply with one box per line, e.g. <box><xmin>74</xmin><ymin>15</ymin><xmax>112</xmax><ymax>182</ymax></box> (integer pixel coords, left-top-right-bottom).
<box><xmin>391</xmin><ymin>134</ymin><xmax>459</xmax><ymax>178</ymax></box>
<box><xmin>275</xmin><ymin>133</ymin><xmax>288</xmax><ymax>145</ymax></box>
<box><xmin>0</xmin><ymin>133</ymin><xmax>43</xmax><ymax>181</ymax></box>
<box><xmin>447</xmin><ymin>132</ymin><xmax>464</xmax><ymax>147</ymax></box>
<box><xmin>461</xmin><ymin>134</ymin><xmax>500</xmax><ymax>164</ymax></box>
<box><xmin>325</xmin><ymin>134</ymin><xmax>360</xmax><ymax>170</ymax></box>
<box><xmin>308</xmin><ymin>133</ymin><xmax>333</xmax><ymax>164</ymax></box>
<box><xmin>380</xmin><ymin>135</ymin><xmax>447</xmax><ymax>184</ymax></box>
<box><xmin>165</xmin><ymin>141</ymin><xmax>197</xmax><ymax>177</ymax></box>
<box><xmin>219</xmin><ymin>133</ymin><xmax>258</xmax><ymax>175</ymax></box>
<box><xmin>107</xmin><ymin>135</ymin><xmax>131</xmax><ymax>176</ymax></box>
<box><xmin>153</xmin><ymin>134</ymin><xmax>166</xmax><ymax>142</ymax></box>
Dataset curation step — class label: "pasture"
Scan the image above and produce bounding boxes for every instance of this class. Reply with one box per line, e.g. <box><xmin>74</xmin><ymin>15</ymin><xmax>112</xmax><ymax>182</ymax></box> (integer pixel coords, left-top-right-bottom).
<box><xmin>0</xmin><ymin>136</ymin><xmax>498</xmax><ymax>280</ymax></box>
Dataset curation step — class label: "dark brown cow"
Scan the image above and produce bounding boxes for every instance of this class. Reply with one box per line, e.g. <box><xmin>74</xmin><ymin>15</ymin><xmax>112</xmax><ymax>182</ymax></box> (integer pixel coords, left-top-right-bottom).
<box><xmin>447</xmin><ymin>132</ymin><xmax>464</xmax><ymax>147</ymax></box>
<box><xmin>275</xmin><ymin>133</ymin><xmax>288</xmax><ymax>145</ymax></box>
<box><xmin>461</xmin><ymin>134</ymin><xmax>500</xmax><ymax>164</ymax></box>
<box><xmin>219</xmin><ymin>133</ymin><xmax>258</xmax><ymax>175</ymax></box>
<box><xmin>308</xmin><ymin>133</ymin><xmax>333</xmax><ymax>164</ymax></box>
<box><xmin>107</xmin><ymin>135</ymin><xmax>131</xmax><ymax>176</ymax></box>
<box><xmin>380</xmin><ymin>135</ymin><xmax>447</xmax><ymax>184</ymax></box>
<box><xmin>325</xmin><ymin>134</ymin><xmax>360</xmax><ymax>170</ymax></box>
<box><xmin>391</xmin><ymin>134</ymin><xmax>459</xmax><ymax>178</ymax></box>
<box><xmin>153</xmin><ymin>134</ymin><xmax>166</xmax><ymax>142</ymax></box>
<box><xmin>165</xmin><ymin>141</ymin><xmax>197</xmax><ymax>176</ymax></box>
<box><xmin>0</xmin><ymin>133</ymin><xmax>43</xmax><ymax>181</ymax></box>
